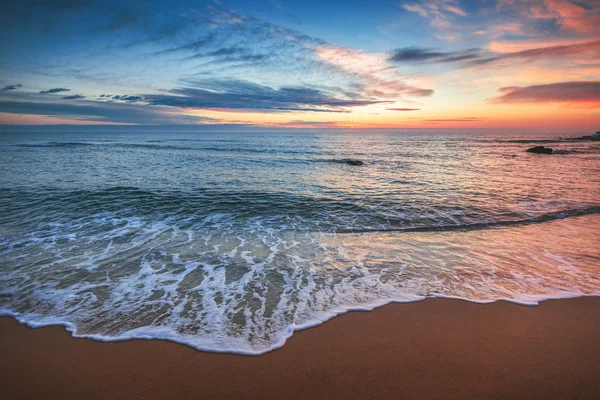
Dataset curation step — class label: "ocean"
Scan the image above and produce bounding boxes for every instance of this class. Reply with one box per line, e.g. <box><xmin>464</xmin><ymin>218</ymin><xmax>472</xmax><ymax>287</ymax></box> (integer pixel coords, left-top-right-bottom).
<box><xmin>0</xmin><ymin>130</ymin><xmax>599</xmax><ymax>354</ymax></box>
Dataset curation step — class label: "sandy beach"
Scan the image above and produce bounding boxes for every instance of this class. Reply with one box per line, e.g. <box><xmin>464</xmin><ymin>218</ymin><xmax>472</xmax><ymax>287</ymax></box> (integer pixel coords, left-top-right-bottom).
<box><xmin>1</xmin><ymin>297</ymin><xmax>599</xmax><ymax>400</ymax></box>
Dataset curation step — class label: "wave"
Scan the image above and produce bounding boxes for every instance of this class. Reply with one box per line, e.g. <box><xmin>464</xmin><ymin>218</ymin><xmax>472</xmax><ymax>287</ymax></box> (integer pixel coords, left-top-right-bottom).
<box><xmin>16</xmin><ymin>142</ymin><xmax>94</xmax><ymax>148</ymax></box>
<box><xmin>338</xmin><ymin>206</ymin><xmax>600</xmax><ymax>233</ymax></box>
<box><xmin>1</xmin><ymin>187</ymin><xmax>598</xmax><ymax>237</ymax></box>
<box><xmin>12</xmin><ymin>141</ymin><xmax>330</xmax><ymax>156</ymax></box>
<box><xmin>106</xmin><ymin>143</ymin><xmax>193</xmax><ymax>151</ymax></box>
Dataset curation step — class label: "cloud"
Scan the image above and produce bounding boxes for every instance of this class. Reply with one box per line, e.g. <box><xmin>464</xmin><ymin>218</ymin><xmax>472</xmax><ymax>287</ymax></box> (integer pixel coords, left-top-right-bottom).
<box><xmin>142</xmin><ymin>79</ymin><xmax>388</xmax><ymax>112</ymax></box>
<box><xmin>111</xmin><ymin>95</ymin><xmax>143</xmax><ymax>102</ymax></box>
<box><xmin>388</xmin><ymin>47</ymin><xmax>480</xmax><ymax>63</ymax></box>
<box><xmin>2</xmin><ymin>3</ymin><xmax>433</xmax><ymax>119</ymax></box>
<box><xmin>388</xmin><ymin>39</ymin><xmax>600</xmax><ymax>67</ymax></box>
<box><xmin>180</xmin><ymin>46</ymin><xmax>268</xmax><ymax>65</ymax></box>
<box><xmin>1</xmin><ymin>84</ymin><xmax>22</xmax><ymax>91</ymax></box>
<box><xmin>401</xmin><ymin>0</ymin><xmax>467</xmax><ymax>30</ymax></box>
<box><xmin>153</xmin><ymin>9</ymin><xmax>324</xmax><ymax>69</ymax></box>
<box><xmin>40</xmin><ymin>87</ymin><xmax>70</xmax><ymax>94</ymax></box>
<box><xmin>402</xmin><ymin>4</ymin><xmax>430</xmax><ymax>18</ymax></box>
<box><xmin>479</xmin><ymin>38</ymin><xmax>600</xmax><ymax>64</ymax></box>
<box><xmin>386</xmin><ymin>108</ymin><xmax>421</xmax><ymax>111</ymax></box>
<box><xmin>0</xmin><ymin>99</ymin><xmax>215</xmax><ymax>124</ymax></box>
<box><xmin>496</xmin><ymin>0</ymin><xmax>600</xmax><ymax>34</ymax></box>
<box><xmin>313</xmin><ymin>45</ymin><xmax>434</xmax><ymax>100</ymax></box>
<box><xmin>490</xmin><ymin>81</ymin><xmax>600</xmax><ymax>107</ymax></box>
<box><xmin>63</xmin><ymin>94</ymin><xmax>85</xmax><ymax>99</ymax></box>
<box><xmin>152</xmin><ymin>7</ymin><xmax>431</xmax><ymax>104</ymax></box>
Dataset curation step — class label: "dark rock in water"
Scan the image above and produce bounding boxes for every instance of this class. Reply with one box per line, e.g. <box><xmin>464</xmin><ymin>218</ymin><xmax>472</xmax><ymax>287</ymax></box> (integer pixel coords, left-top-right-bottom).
<box><xmin>572</xmin><ymin>132</ymin><xmax>600</xmax><ymax>141</ymax></box>
<box><xmin>324</xmin><ymin>158</ymin><xmax>365</xmax><ymax>165</ymax></box>
<box><xmin>345</xmin><ymin>159</ymin><xmax>364</xmax><ymax>166</ymax></box>
<box><xmin>526</xmin><ymin>146</ymin><xmax>553</xmax><ymax>154</ymax></box>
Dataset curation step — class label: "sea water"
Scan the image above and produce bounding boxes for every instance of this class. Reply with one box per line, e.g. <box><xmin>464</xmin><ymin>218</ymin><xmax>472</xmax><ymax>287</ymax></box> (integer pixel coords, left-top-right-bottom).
<box><xmin>0</xmin><ymin>130</ymin><xmax>598</xmax><ymax>354</ymax></box>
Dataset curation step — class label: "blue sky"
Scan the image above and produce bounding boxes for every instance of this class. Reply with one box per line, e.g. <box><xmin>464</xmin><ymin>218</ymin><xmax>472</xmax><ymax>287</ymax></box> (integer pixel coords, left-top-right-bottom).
<box><xmin>0</xmin><ymin>0</ymin><xmax>599</xmax><ymax>130</ymax></box>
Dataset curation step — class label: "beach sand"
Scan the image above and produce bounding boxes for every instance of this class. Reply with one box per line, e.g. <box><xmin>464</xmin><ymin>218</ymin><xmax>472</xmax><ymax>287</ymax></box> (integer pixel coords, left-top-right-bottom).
<box><xmin>1</xmin><ymin>297</ymin><xmax>599</xmax><ymax>399</ymax></box>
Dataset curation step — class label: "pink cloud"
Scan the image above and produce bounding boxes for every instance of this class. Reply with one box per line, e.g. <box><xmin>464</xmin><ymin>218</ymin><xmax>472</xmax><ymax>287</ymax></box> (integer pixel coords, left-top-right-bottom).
<box><xmin>401</xmin><ymin>1</ymin><xmax>467</xmax><ymax>34</ymax></box>
<box><xmin>497</xmin><ymin>0</ymin><xmax>600</xmax><ymax>34</ymax></box>
<box><xmin>402</xmin><ymin>4</ymin><xmax>429</xmax><ymax>17</ymax></box>
<box><xmin>314</xmin><ymin>45</ymin><xmax>435</xmax><ymax>100</ymax></box>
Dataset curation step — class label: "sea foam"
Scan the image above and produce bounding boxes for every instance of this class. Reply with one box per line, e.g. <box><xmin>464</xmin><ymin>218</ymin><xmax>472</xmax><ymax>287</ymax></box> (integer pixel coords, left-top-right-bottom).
<box><xmin>1</xmin><ymin>210</ymin><xmax>599</xmax><ymax>355</ymax></box>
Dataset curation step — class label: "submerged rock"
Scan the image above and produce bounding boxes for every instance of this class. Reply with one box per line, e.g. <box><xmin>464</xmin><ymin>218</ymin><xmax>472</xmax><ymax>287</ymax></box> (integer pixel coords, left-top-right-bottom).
<box><xmin>323</xmin><ymin>158</ymin><xmax>365</xmax><ymax>166</ymax></box>
<box><xmin>344</xmin><ymin>159</ymin><xmax>364</xmax><ymax>166</ymax></box>
<box><xmin>526</xmin><ymin>146</ymin><xmax>553</xmax><ymax>154</ymax></box>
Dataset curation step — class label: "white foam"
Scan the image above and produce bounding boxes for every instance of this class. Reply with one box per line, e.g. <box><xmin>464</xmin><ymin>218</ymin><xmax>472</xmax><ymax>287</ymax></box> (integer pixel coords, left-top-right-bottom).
<box><xmin>0</xmin><ymin>212</ymin><xmax>599</xmax><ymax>355</ymax></box>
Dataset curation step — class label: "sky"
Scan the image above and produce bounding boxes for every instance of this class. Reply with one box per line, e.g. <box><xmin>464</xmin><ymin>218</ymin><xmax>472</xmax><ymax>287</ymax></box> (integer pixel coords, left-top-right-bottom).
<box><xmin>0</xmin><ymin>0</ymin><xmax>598</xmax><ymax>131</ymax></box>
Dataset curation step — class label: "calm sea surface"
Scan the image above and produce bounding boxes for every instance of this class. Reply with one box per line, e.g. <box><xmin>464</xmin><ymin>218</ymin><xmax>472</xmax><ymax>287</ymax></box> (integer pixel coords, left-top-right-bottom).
<box><xmin>1</xmin><ymin>130</ymin><xmax>599</xmax><ymax>354</ymax></box>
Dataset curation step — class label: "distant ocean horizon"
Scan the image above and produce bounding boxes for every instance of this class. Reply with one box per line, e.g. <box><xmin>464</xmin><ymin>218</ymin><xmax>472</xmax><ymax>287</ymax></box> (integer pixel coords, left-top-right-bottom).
<box><xmin>1</xmin><ymin>130</ymin><xmax>599</xmax><ymax>354</ymax></box>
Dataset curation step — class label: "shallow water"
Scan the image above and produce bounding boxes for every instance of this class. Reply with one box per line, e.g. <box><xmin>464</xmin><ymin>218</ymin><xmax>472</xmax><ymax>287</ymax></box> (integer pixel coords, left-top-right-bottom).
<box><xmin>0</xmin><ymin>130</ymin><xmax>599</xmax><ymax>354</ymax></box>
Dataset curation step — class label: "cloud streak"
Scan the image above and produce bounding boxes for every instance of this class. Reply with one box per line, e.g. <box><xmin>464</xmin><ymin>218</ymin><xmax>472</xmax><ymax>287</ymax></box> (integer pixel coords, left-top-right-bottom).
<box><xmin>490</xmin><ymin>81</ymin><xmax>600</xmax><ymax>107</ymax></box>
<box><xmin>63</xmin><ymin>94</ymin><xmax>85</xmax><ymax>99</ymax></box>
<box><xmin>0</xmin><ymin>99</ymin><xmax>214</xmax><ymax>124</ymax></box>
<box><xmin>388</xmin><ymin>39</ymin><xmax>600</xmax><ymax>67</ymax></box>
<box><xmin>1</xmin><ymin>84</ymin><xmax>22</xmax><ymax>91</ymax></box>
<box><xmin>389</xmin><ymin>47</ymin><xmax>480</xmax><ymax>63</ymax></box>
<box><xmin>143</xmin><ymin>79</ymin><xmax>388</xmax><ymax>113</ymax></box>
<box><xmin>40</xmin><ymin>87</ymin><xmax>70</xmax><ymax>94</ymax></box>
<box><xmin>111</xmin><ymin>95</ymin><xmax>143</xmax><ymax>102</ymax></box>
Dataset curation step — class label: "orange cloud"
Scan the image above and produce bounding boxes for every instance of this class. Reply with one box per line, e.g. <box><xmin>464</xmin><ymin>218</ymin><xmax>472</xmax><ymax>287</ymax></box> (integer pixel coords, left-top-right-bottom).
<box><xmin>488</xmin><ymin>37</ymin><xmax>600</xmax><ymax>53</ymax></box>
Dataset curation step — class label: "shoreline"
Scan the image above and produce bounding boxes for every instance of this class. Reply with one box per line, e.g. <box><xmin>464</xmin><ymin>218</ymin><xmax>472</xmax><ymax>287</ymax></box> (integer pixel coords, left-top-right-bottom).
<box><xmin>2</xmin><ymin>292</ymin><xmax>599</xmax><ymax>356</ymax></box>
<box><xmin>2</xmin><ymin>297</ymin><xmax>600</xmax><ymax>399</ymax></box>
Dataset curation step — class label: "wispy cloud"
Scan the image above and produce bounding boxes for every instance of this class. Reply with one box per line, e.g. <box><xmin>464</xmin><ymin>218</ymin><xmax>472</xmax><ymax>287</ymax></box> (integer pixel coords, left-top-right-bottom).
<box><xmin>402</xmin><ymin>0</ymin><xmax>467</xmax><ymax>30</ymax></box>
<box><xmin>0</xmin><ymin>99</ymin><xmax>215</xmax><ymax>124</ymax></box>
<box><xmin>1</xmin><ymin>84</ymin><xmax>22</xmax><ymax>91</ymax></box>
<box><xmin>40</xmin><ymin>88</ymin><xmax>70</xmax><ymax>94</ymax></box>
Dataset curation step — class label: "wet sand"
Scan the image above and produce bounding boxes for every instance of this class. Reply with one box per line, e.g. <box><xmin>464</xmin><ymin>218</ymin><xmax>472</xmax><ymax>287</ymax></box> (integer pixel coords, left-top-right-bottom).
<box><xmin>1</xmin><ymin>297</ymin><xmax>600</xmax><ymax>399</ymax></box>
